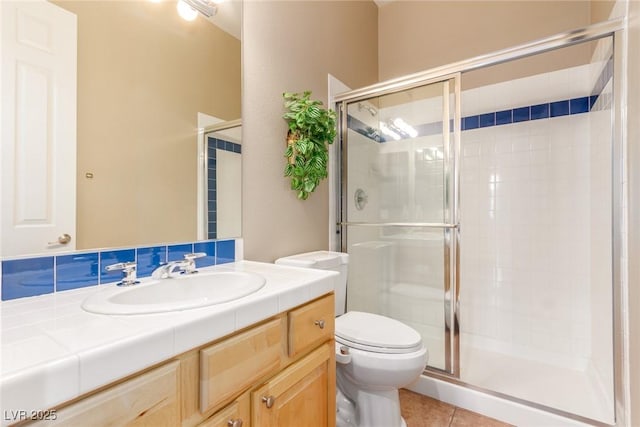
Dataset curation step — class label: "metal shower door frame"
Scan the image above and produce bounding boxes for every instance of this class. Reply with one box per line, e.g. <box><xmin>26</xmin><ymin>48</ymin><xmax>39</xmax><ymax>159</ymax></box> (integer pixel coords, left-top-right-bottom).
<box><xmin>336</xmin><ymin>72</ymin><xmax>462</xmax><ymax>376</ymax></box>
<box><xmin>334</xmin><ymin>16</ymin><xmax>625</xmax><ymax>426</ymax></box>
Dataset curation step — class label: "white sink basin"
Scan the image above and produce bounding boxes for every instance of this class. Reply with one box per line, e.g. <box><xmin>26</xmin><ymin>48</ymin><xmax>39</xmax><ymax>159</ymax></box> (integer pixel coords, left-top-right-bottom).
<box><xmin>82</xmin><ymin>271</ymin><xmax>266</xmax><ymax>315</ymax></box>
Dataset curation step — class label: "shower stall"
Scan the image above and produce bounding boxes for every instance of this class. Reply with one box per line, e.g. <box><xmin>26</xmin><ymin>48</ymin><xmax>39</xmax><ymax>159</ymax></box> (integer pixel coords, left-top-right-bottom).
<box><xmin>335</xmin><ymin>20</ymin><xmax>622</xmax><ymax>425</ymax></box>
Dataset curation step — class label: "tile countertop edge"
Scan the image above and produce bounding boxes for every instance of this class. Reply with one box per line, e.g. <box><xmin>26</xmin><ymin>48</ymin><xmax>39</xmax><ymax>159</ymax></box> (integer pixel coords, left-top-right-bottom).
<box><xmin>0</xmin><ymin>261</ymin><xmax>338</xmax><ymax>422</ymax></box>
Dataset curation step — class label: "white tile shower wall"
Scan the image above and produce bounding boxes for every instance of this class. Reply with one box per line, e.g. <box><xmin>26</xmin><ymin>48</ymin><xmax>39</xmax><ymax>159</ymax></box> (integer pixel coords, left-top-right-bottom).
<box><xmin>460</xmin><ymin>111</ymin><xmax>596</xmax><ymax>369</ymax></box>
<box><xmin>458</xmin><ymin>58</ymin><xmax>613</xmax><ymax>371</ymax></box>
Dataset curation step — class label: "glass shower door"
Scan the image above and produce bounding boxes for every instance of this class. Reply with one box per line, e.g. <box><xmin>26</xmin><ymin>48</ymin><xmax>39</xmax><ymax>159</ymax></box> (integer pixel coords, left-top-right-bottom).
<box><xmin>457</xmin><ymin>37</ymin><xmax>615</xmax><ymax>424</ymax></box>
<box><xmin>339</xmin><ymin>76</ymin><xmax>459</xmax><ymax>373</ymax></box>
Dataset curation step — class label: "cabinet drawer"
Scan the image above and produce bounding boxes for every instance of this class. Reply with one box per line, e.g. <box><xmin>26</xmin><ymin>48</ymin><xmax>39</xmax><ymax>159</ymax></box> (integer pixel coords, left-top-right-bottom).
<box><xmin>32</xmin><ymin>361</ymin><xmax>180</xmax><ymax>426</ymax></box>
<box><xmin>200</xmin><ymin>317</ymin><xmax>283</xmax><ymax>414</ymax></box>
<box><xmin>198</xmin><ymin>392</ymin><xmax>249</xmax><ymax>427</ymax></box>
<box><xmin>288</xmin><ymin>294</ymin><xmax>334</xmax><ymax>358</ymax></box>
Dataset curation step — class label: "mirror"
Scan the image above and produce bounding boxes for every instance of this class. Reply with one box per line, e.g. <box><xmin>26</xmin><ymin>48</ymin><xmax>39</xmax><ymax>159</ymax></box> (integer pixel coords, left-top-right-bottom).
<box><xmin>202</xmin><ymin>120</ymin><xmax>242</xmax><ymax>240</ymax></box>
<box><xmin>1</xmin><ymin>0</ymin><xmax>241</xmax><ymax>256</ymax></box>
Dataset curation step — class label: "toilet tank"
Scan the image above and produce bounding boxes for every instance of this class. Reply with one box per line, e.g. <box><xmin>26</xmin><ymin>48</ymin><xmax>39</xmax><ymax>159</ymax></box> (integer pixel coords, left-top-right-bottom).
<box><xmin>274</xmin><ymin>251</ymin><xmax>349</xmax><ymax>316</ymax></box>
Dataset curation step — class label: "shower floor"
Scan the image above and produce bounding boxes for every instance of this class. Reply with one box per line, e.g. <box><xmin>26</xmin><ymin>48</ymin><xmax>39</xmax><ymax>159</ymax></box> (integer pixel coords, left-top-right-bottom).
<box><xmin>460</xmin><ymin>346</ymin><xmax>614</xmax><ymax>424</ymax></box>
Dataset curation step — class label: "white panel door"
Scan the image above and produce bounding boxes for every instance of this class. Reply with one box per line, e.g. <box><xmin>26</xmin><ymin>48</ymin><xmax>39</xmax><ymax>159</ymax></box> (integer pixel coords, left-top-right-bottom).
<box><xmin>1</xmin><ymin>0</ymin><xmax>77</xmax><ymax>256</ymax></box>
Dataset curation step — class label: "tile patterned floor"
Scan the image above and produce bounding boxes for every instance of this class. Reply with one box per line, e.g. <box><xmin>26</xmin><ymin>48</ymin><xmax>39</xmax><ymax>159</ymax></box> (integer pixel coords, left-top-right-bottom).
<box><xmin>399</xmin><ymin>389</ymin><xmax>514</xmax><ymax>427</ymax></box>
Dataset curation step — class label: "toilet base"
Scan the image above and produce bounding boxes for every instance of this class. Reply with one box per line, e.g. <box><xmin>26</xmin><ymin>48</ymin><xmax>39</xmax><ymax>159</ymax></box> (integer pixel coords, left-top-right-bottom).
<box><xmin>336</xmin><ymin>389</ymin><xmax>356</xmax><ymax>427</ymax></box>
<box><xmin>336</xmin><ymin>385</ymin><xmax>405</xmax><ymax>427</ymax></box>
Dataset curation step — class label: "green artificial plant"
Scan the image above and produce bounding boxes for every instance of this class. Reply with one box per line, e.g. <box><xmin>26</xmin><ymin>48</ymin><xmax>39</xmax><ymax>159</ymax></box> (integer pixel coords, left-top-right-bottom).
<box><xmin>282</xmin><ymin>91</ymin><xmax>337</xmax><ymax>200</ymax></box>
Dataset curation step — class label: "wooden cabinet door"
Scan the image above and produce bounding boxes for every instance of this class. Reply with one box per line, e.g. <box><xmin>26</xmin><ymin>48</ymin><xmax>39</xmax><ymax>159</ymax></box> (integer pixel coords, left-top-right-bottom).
<box><xmin>252</xmin><ymin>342</ymin><xmax>335</xmax><ymax>427</ymax></box>
<box><xmin>198</xmin><ymin>393</ymin><xmax>249</xmax><ymax>427</ymax></box>
<box><xmin>32</xmin><ymin>361</ymin><xmax>180</xmax><ymax>426</ymax></box>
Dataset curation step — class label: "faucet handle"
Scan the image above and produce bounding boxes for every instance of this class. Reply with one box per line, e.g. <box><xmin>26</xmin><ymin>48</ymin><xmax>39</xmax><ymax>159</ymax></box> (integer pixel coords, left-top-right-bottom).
<box><xmin>182</xmin><ymin>252</ymin><xmax>206</xmax><ymax>274</ymax></box>
<box><xmin>184</xmin><ymin>252</ymin><xmax>206</xmax><ymax>261</ymax></box>
<box><xmin>105</xmin><ymin>261</ymin><xmax>140</xmax><ymax>287</ymax></box>
<box><xmin>105</xmin><ymin>261</ymin><xmax>136</xmax><ymax>272</ymax></box>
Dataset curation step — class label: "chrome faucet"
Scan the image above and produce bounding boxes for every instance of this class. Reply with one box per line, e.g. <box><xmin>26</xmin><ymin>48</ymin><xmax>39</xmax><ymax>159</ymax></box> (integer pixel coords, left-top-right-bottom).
<box><xmin>105</xmin><ymin>261</ymin><xmax>140</xmax><ymax>287</ymax></box>
<box><xmin>151</xmin><ymin>252</ymin><xmax>206</xmax><ymax>279</ymax></box>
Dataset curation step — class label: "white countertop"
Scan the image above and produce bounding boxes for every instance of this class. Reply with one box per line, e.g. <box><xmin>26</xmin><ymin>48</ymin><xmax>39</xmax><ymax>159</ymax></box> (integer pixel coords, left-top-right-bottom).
<box><xmin>0</xmin><ymin>261</ymin><xmax>337</xmax><ymax>423</ymax></box>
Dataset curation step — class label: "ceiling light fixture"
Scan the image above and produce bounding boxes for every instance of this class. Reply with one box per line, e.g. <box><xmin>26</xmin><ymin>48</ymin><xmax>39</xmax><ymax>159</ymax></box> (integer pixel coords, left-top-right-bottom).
<box><xmin>379</xmin><ymin>122</ymin><xmax>401</xmax><ymax>141</ymax></box>
<box><xmin>392</xmin><ymin>118</ymin><xmax>418</xmax><ymax>138</ymax></box>
<box><xmin>177</xmin><ymin>0</ymin><xmax>198</xmax><ymax>21</ymax></box>
<box><xmin>181</xmin><ymin>0</ymin><xmax>217</xmax><ymax>18</ymax></box>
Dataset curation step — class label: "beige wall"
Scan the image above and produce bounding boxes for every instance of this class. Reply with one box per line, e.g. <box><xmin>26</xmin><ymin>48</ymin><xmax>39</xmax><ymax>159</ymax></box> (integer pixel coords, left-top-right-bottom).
<box><xmin>626</xmin><ymin>0</ymin><xmax>640</xmax><ymax>423</ymax></box>
<box><xmin>55</xmin><ymin>1</ymin><xmax>240</xmax><ymax>249</ymax></box>
<box><xmin>591</xmin><ymin>0</ymin><xmax>616</xmax><ymax>23</ymax></box>
<box><xmin>242</xmin><ymin>1</ymin><xmax>378</xmax><ymax>262</ymax></box>
<box><xmin>378</xmin><ymin>1</ymin><xmax>592</xmax><ymax>82</ymax></box>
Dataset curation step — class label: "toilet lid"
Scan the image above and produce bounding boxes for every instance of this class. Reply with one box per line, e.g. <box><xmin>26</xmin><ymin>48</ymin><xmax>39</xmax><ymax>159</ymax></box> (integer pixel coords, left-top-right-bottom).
<box><xmin>335</xmin><ymin>311</ymin><xmax>423</xmax><ymax>354</ymax></box>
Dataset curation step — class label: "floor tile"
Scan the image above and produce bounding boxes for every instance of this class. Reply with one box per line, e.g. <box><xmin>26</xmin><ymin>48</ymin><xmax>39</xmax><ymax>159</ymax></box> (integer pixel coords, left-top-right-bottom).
<box><xmin>399</xmin><ymin>389</ymin><xmax>513</xmax><ymax>427</ymax></box>
<box><xmin>400</xmin><ymin>389</ymin><xmax>455</xmax><ymax>427</ymax></box>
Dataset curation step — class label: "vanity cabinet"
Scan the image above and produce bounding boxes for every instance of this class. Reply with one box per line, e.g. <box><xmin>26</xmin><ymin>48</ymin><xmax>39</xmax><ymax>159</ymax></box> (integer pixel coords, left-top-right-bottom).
<box><xmin>30</xmin><ymin>361</ymin><xmax>181</xmax><ymax>426</ymax></box>
<box><xmin>24</xmin><ymin>293</ymin><xmax>335</xmax><ymax>427</ymax></box>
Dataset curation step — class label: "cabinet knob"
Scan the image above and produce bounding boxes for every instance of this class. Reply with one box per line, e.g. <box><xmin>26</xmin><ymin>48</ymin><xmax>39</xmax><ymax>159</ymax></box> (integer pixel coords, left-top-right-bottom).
<box><xmin>227</xmin><ymin>419</ymin><xmax>243</xmax><ymax>427</ymax></box>
<box><xmin>314</xmin><ymin>319</ymin><xmax>325</xmax><ymax>329</ymax></box>
<box><xmin>262</xmin><ymin>395</ymin><xmax>275</xmax><ymax>409</ymax></box>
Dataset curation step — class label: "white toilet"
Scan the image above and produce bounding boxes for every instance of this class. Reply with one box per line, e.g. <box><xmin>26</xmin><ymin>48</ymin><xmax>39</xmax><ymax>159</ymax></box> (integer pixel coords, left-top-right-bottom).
<box><xmin>275</xmin><ymin>251</ymin><xmax>428</xmax><ymax>427</ymax></box>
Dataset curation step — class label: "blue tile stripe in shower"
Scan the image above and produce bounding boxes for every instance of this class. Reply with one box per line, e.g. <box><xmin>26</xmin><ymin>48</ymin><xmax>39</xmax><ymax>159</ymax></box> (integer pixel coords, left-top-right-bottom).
<box><xmin>347</xmin><ymin>55</ymin><xmax>614</xmax><ymax>141</ymax></box>
<box><xmin>206</xmin><ymin>136</ymin><xmax>240</xmax><ymax>240</ymax></box>
<box><xmin>460</xmin><ymin>96</ymin><xmax>593</xmax><ymax>131</ymax></box>
<box><xmin>348</xmin><ymin>95</ymin><xmax>598</xmax><ymax>141</ymax></box>
<box><xmin>207</xmin><ymin>138</ymin><xmax>217</xmax><ymax>240</ymax></box>
<box><xmin>348</xmin><ymin>86</ymin><xmax>611</xmax><ymax>141</ymax></box>
<box><xmin>208</xmin><ymin>136</ymin><xmax>241</xmax><ymax>155</ymax></box>
<box><xmin>1</xmin><ymin>239</ymin><xmax>236</xmax><ymax>301</ymax></box>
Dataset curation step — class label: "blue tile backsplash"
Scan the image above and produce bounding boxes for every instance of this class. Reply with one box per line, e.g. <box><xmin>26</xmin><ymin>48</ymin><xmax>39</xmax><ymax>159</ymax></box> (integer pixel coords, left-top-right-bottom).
<box><xmin>56</xmin><ymin>253</ymin><xmax>99</xmax><ymax>291</ymax></box>
<box><xmin>1</xmin><ymin>239</ymin><xmax>238</xmax><ymax>301</ymax></box>
<box><xmin>194</xmin><ymin>241</ymin><xmax>216</xmax><ymax>268</ymax></box>
<box><xmin>136</xmin><ymin>246</ymin><xmax>167</xmax><ymax>278</ymax></box>
<box><xmin>100</xmin><ymin>249</ymin><xmax>136</xmax><ymax>284</ymax></box>
<box><xmin>167</xmin><ymin>244</ymin><xmax>194</xmax><ymax>262</ymax></box>
<box><xmin>216</xmin><ymin>240</ymin><xmax>235</xmax><ymax>265</ymax></box>
<box><xmin>2</xmin><ymin>257</ymin><xmax>54</xmax><ymax>300</ymax></box>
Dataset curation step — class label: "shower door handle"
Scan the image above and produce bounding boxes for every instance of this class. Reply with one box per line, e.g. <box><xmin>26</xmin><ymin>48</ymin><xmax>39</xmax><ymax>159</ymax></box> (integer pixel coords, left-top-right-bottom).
<box><xmin>338</xmin><ymin>222</ymin><xmax>459</xmax><ymax>229</ymax></box>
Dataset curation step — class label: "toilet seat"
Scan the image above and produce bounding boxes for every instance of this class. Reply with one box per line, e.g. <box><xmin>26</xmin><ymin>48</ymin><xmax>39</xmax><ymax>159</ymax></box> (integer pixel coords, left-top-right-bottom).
<box><xmin>335</xmin><ymin>311</ymin><xmax>423</xmax><ymax>354</ymax></box>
